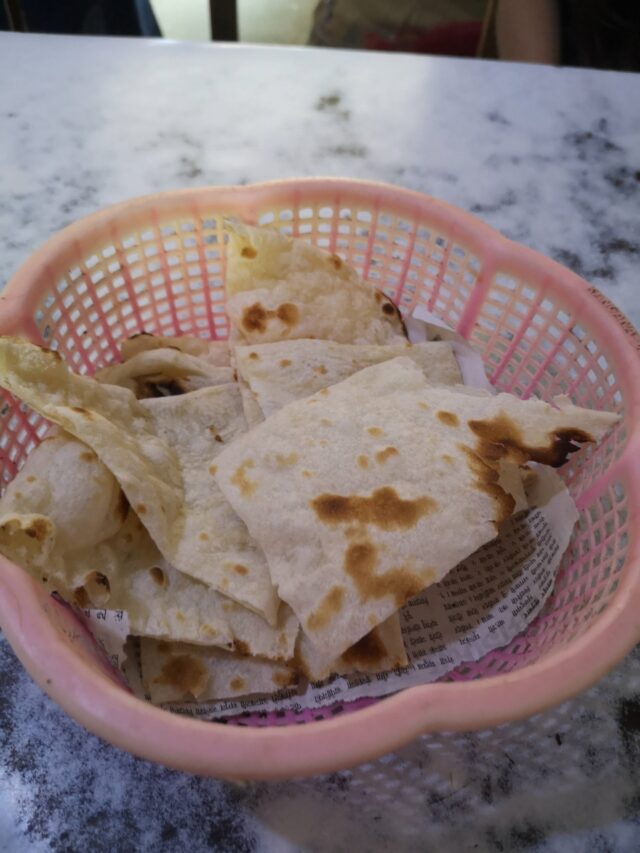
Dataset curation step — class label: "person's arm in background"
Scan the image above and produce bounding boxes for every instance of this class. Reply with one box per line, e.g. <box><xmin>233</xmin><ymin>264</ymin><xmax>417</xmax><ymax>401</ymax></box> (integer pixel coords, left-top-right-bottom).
<box><xmin>495</xmin><ymin>0</ymin><xmax>561</xmax><ymax>64</ymax></box>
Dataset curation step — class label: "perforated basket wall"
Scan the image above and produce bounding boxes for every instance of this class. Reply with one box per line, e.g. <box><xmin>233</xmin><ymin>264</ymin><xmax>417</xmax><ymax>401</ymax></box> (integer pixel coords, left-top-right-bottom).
<box><xmin>1</xmin><ymin>180</ymin><xmax>638</xmax><ymax>731</ymax></box>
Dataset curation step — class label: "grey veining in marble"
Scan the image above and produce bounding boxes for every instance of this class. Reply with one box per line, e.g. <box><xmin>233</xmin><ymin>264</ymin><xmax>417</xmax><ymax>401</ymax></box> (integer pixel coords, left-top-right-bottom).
<box><xmin>1</xmin><ymin>33</ymin><xmax>640</xmax><ymax>325</ymax></box>
<box><xmin>0</xmin><ymin>31</ymin><xmax>639</xmax><ymax>852</ymax></box>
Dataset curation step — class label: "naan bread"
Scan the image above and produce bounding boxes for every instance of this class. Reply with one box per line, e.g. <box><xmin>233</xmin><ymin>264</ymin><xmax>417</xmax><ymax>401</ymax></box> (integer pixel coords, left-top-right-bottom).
<box><xmin>225</xmin><ymin>221</ymin><xmax>407</xmax><ymax>345</ymax></box>
<box><xmin>96</xmin><ymin>348</ymin><xmax>233</xmax><ymax>398</ymax></box>
<box><xmin>214</xmin><ymin>357</ymin><xmax>619</xmax><ymax>659</ymax></box>
<box><xmin>140</xmin><ymin>638</ymin><xmax>297</xmax><ymax>704</ymax></box>
<box><xmin>0</xmin><ymin>339</ymin><xmax>276</xmax><ymax>621</ymax></box>
<box><xmin>235</xmin><ymin>339</ymin><xmax>462</xmax><ymax>420</ymax></box>
<box><xmin>121</xmin><ymin>333</ymin><xmax>229</xmax><ymax>366</ymax></box>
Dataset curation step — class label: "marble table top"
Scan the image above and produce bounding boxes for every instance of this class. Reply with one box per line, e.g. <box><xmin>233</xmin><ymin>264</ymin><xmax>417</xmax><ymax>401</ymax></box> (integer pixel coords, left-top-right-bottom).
<box><xmin>1</xmin><ymin>32</ymin><xmax>639</xmax><ymax>852</ymax></box>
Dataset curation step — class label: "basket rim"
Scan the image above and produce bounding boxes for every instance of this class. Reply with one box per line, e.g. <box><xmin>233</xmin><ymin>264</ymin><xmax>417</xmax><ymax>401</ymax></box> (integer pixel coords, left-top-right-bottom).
<box><xmin>1</xmin><ymin>178</ymin><xmax>639</xmax><ymax>780</ymax></box>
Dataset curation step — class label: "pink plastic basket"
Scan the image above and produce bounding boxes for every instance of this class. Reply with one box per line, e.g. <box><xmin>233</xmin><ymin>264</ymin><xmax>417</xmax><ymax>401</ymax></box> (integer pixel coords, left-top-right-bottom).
<box><xmin>0</xmin><ymin>179</ymin><xmax>639</xmax><ymax>780</ymax></box>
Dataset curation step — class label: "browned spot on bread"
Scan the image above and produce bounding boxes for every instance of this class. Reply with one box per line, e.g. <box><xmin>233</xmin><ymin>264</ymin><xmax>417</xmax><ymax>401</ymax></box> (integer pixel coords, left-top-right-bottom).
<box><xmin>231</xmin><ymin>459</ymin><xmax>257</xmax><ymax>497</ymax></box>
<box><xmin>375</xmin><ymin>446</ymin><xmax>399</xmax><ymax>464</ymax></box>
<box><xmin>80</xmin><ymin>451</ymin><xmax>96</xmax><ymax>461</ymax></box>
<box><xmin>273</xmin><ymin>670</ymin><xmax>296</xmax><ymax>688</ymax></box>
<box><xmin>117</xmin><ymin>490</ymin><xmax>130</xmax><ymax>522</ymax></box>
<box><xmin>312</xmin><ymin>487</ymin><xmax>437</xmax><ymax>531</ymax></box>
<box><xmin>220</xmin><ymin>577</ymin><xmax>229</xmax><ymax>590</ymax></box>
<box><xmin>357</xmin><ymin>455</ymin><xmax>369</xmax><ymax>469</ymax></box>
<box><xmin>344</xmin><ymin>542</ymin><xmax>431</xmax><ymax>606</ymax></box>
<box><xmin>234</xmin><ymin>639</ymin><xmax>250</xmax><ymax>656</ymax></box>
<box><xmin>314</xmin><ymin>365</ymin><xmax>328</xmax><ymax>375</ymax></box>
<box><xmin>276</xmin><ymin>303</ymin><xmax>299</xmax><ymax>326</ymax></box>
<box><xmin>24</xmin><ymin>518</ymin><xmax>52</xmax><ymax>542</ymax></box>
<box><xmin>73</xmin><ymin>586</ymin><xmax>90</xmax><ymax>608</ymax></box>
<box><xmin>242</xmin><ymin>303</ymin><xmax>269</xmax><ymax>333</ymax></box>
<box><xmin>320</xmin><ymin>418</ymin><xmax>332</xmax><ymax>427</ymax></box>
<box><xmin>14</xmin><ymin>491</ymin><xmax>22</xmax><ymax>499</ymax></box>
<box><xmin>208</xmin><ymin>464</ymin><xmax>217</xmax><ymax>476</ymax></box>
<box><xmin>279</xmin><ymin>359</ymin><xmax>292</xmax><ymax>368</ymax></box>
<box><xmin>275</xmin><ymin>452</ymin><xmax>298</xmax><ymax>468</ymax></box>
<box><xmin>201</xmin><ymin>624</ymin><xmax>218</xmax><ymax>637</ymax></box>
<box><xmin>156</xmin><ymin>655</ymin><xmax>208</xmax><ymax>698</ymax></box>
<box><xmin>176</xmin><ymin>612</ymin><xmax>185</xmax><ymax>622</ymax></box>
<box><xmin>342</xmin><ymin>629</ymin><xmax>386</xmax><ymax>669</ymax></box>
<box><xmin>241</xmin><ymin>245</ymin><xmax>257</xmax><ymax>259</ymax></box>
<box><xmin>441</xmin><ymin>454</ymin><xmax>454</xmax><ymax>464</ymax></box>
<box><xmin>419</xmin><ymin>402</ymin><xmax>429</xmax><ymax>411</ymax></box>
<box><xmin>26</xmin><ymin>475</ymin><xmax>37</xmax><ymax>483</ymax></box>
<box><xmin>242</xmin><ymin>302</ymin><xmax>299</xmax><ymax>334</ymax></box>
<box><xmin>149</xmin><ymin>566</ymin><xmax>167</xmax><ymax>587</ymax></box>
<box><xmin>318</xmin><ymin>388</ymin><xmax>329</xmax><ymax>396</ymax></box>
<box><xmin>302</xmin><ymin>469</ymin><xmax>314</xmax><ymax>478</ymax></box>
<box><xmin>222</xmin><ymin>602</ymin><xmax>235</xmax><ymax>612</ymax></box>
<box><xmin>468</xmin><ymin>411</ymin><xmax>594</xmax><ymax>467</ymax></box>
<box><xmin>135</xmin><ymin>503</ymin><xmax>147</xmax><ymax>515</ymax></box>
<box><xmin>307</xmin><ymin>585</ymin><xmax>346</xmax><ymax>631</ymax></box>
<box><xmin>84</xmin><ymin>571</ymin><xmax>111</xmax><ymax>605</ymax></box>
<box><xmin>382</xmin><ymin>302</ymin><xmax>396</xmax><ymax>316</ymax></box>
<box><xmin>460</xmin><ymin>444</ymin><xmax>515</xmax><ymax>528</ymax></box>
<box><xmin>199</xmin><ymin>532</ymin><xmax>209</xmax><ymax>541</ymax></box>
<box><xmin>230</xmin><ymin>677</ymin><xmax>246</xmax><ymax>691</ymax></box>
<box><xmin>214</xmin><ymin>434</ymin><xmax>223</xmax><ymax>443</ymax></box>
<box><xmin>367</xmin><ymin>427</ymin><xmax>383</xmax><ymax>437</ymax></box>
<box><xmin>375</xmin><ymin>290</ymin><xmax>383</xmax><ymax>304</ymax></box>
<box><xmin>248</xmin><ymin>351</ymin><xmax>260</xmax><ymax>360</ymax></box>
<box><xmin>368</xmin><ymin>614</ymin><xmax>378</xmax><ymax>627</ymax></box>
<box><xmin>329</xmin><ymin>253</ymin><xmax>343</xmax><ymax>270</ymax></box>
<box><xmin>232</xmin><ymin>563</ymin><xmax>248</xmax><ymax>576</ymax></box>
<box><xmin>437</xmin><ymin>410</ymin><xmax>459</xmax><ymax>427</ymax></box>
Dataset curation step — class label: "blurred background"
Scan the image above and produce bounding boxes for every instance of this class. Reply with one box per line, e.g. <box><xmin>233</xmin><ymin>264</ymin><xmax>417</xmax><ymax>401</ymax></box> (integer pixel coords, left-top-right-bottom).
<box><xmin>1</xmin><ymin>1</ymin><xmax>638</xmax><ymax>71</ymax></box>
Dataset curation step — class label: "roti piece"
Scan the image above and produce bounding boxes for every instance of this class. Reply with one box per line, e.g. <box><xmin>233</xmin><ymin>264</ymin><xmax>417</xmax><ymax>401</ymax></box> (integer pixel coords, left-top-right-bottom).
<box><xmin>0</xmin><ymin>339</ymin><xmax>276</xmax><ymax>620</ymax></box>
<box><xmin>296</xmin><ymin>614</ymin><xmax>408</xmax><ymax>682</ymax></box>
<box><xmin>140</xmin><ymin>638</ymin><xmax>298</xmax><ymax>704</ymax></box>
<box><xmin>0</xmin><ymin>431</ymin><xmax>124</xmax><ymax>553</ymax></box>
<box><xmin>235</xmin><ymin>339</ymin><xmax>462</xmax><ymax>420</ymax></box>
<box><xmin>225</xmin><ymin>221</ymin><xmax>407</xmax><ymax>345</ymax></box>
<box><xmin>0</xmin><ymin>435</ymin><xmax>234</xmax><ymax>647</ymax></box>
<box><xmin>0</xmin><ymin>432</ymin><xmax>298</xmax><ymax>655</ymax></box>
<box><xmin>214</xmin><ymin>357</ymin><xmax>619</xmax><ymax>659</ymax></box>
<box><xmin>0</xmin><ymin>337</ymin><xmax>182</xmax><ymax>557</ymax></box>
<box><xmin>140</xmin><ymin>384</ymin><xmax>279</xmax><ymax>623</ymax></box>
<box><xmin>121</xmin><ymin>333</ymin><xmax>229</xmax><ymax>366</ymax></box>
<box><xmin>96</xmin><ymin>348</ymin><xmax>233</xmax><ymax>398</ymax></box>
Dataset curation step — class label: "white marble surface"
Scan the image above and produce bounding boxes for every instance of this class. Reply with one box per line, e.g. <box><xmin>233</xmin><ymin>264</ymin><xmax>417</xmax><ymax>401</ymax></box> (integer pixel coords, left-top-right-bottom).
<box><xmin>1</xmin><ymin>32</ymin><xmax>639</xmax><ymax>852</ymax></box>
